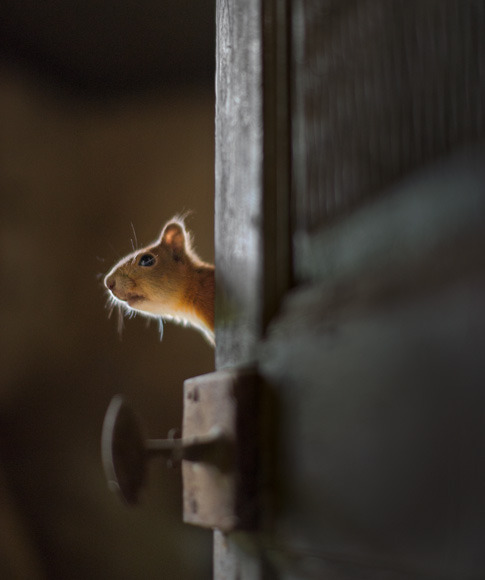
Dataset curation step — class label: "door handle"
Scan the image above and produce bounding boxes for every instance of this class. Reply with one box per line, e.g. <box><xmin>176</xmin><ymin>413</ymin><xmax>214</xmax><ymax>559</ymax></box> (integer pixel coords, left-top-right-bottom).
<box><xmin>101</xmin><ymin>369</ymin><xmax>259</xmax><ymax>532</ymax></box>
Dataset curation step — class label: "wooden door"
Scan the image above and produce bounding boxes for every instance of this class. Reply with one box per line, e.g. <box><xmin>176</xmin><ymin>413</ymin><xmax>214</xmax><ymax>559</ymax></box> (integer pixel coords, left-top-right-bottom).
<box><xmin>214</xmin><ymin>1</ymin><xmax>485</xmax><ymax>578</ymax></box>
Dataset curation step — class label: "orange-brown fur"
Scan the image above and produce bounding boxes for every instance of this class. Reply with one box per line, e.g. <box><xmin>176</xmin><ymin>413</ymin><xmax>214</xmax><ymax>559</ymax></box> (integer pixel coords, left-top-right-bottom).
<box><xmin>104</xmin><ymin>218</ymin><xmax>214</xmax><ymax>344</ymax></box>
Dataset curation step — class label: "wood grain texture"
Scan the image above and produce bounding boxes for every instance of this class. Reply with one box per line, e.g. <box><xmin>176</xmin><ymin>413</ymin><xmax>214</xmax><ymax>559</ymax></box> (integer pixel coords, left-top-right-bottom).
<box><xmin>215</xmin><ymin>0</ymin><xmax>264</xmax><ymax>370</ymax></box>
<box><xmin>214</xmin><ymin>0</ymin><xmax>485</xmax><ymax>578</ymax></box>
<box><xmin>214</xmin><ymin>0</ymin><xmax>270</xmax><ymax>577</ymax></box>
<box><xmin>292</xmin><ymin>0</ymin><xmax>485</xmax><ymax>232</ymax></box>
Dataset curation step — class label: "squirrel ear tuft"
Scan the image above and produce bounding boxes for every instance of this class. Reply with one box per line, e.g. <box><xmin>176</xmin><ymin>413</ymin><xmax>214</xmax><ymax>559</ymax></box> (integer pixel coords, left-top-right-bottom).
<box><xmin>160</xmin><ymin>222</ymin><xmax>186</xmax><ymax>257</ymax></box>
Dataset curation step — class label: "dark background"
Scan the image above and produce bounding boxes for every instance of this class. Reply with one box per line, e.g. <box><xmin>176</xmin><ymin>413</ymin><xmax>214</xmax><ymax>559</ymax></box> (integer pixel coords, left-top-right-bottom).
<box><xmin>0</xmin><ymin>1</ymin><xmax>215</xmax><ymax>578</ymax></box>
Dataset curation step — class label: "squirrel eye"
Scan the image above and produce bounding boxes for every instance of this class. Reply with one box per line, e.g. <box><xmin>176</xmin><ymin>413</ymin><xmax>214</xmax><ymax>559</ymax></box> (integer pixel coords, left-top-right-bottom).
<box><xmin>138</xmin><ymin>253</ymin><xmax>156</xmax><ymax>267</ymax></box>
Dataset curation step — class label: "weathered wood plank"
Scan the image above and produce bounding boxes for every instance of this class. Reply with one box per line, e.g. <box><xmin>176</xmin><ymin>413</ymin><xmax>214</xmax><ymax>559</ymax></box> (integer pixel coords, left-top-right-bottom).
<box><xmin>292</xmin><ymin>0</ymin><xmax>485</xmax><ymax>232</ymax></box>
<box><xmin>215</xmin><ymin>0</ymin><xmax>265</xmax><ymax>370</ymax></box>
<box><xmin>260</xmin><ymin>154</ymin><xmax>485</xmax><ymax>579</ymax></box>
<box><xmin>214</xmin><ymin>0</ymin><xmax>270</xmax><ymax>577</ymax></box>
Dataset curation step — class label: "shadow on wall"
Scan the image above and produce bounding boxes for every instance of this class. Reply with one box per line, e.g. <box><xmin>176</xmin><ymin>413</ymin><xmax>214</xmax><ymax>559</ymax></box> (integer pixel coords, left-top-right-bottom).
<box><xmin>0</xmin><ymin>64</ymin><xmax>214</xmax><ymax>579</ymax></box>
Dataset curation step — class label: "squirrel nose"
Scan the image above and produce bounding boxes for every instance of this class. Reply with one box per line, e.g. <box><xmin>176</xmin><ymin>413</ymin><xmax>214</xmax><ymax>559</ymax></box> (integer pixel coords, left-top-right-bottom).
<box><xmin>105</xmin><ymin>275</ymin><xmax>116</xmax><ymax>291</ymax></box>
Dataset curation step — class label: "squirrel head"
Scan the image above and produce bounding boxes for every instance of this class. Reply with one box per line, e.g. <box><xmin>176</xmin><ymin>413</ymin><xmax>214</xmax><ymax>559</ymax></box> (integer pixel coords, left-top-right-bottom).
<box><xmin>104</xmin><ymin>218</ymin><xmax>214</xmax><ymax>342</ymax></box>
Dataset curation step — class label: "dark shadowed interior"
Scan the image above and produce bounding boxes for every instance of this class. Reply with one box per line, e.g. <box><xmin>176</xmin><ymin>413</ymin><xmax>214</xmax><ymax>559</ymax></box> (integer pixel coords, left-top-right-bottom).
<box><xmin>0</xmin><ymin>2</ymin><xmax>215</xmax><ymax>578</ymax></box>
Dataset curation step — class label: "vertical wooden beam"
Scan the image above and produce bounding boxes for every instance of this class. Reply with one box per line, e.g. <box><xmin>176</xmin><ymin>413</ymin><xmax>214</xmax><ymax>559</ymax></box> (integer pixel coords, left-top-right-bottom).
<box><xmin>214</xmin><ymin>0</ymin><xmax>266</xmax><ymax>577</ymax></box>
<box><xmin>215</xmin><ymin>0</ymin><xmax>265</xmax><ymax>371</ymax></box>
<box><xmin>214</xmin><ymin>0</ymin><xmax>290</xmax><ymax>575</ymax></box>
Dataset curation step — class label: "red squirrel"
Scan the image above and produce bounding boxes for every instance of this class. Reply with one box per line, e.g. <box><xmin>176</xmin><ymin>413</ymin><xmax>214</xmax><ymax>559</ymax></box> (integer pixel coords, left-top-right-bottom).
<box><xmin>104</xmin><ymin>218</ymin><xmax>215</xmax><ymax>345</ymax></box>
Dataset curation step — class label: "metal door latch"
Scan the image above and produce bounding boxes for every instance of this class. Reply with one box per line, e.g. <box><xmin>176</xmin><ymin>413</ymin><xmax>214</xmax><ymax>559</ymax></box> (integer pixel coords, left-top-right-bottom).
<box><xmin>101</xmin><ymin>369</ymin><xmax>259</xmax><ymax>532</ymax></box>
